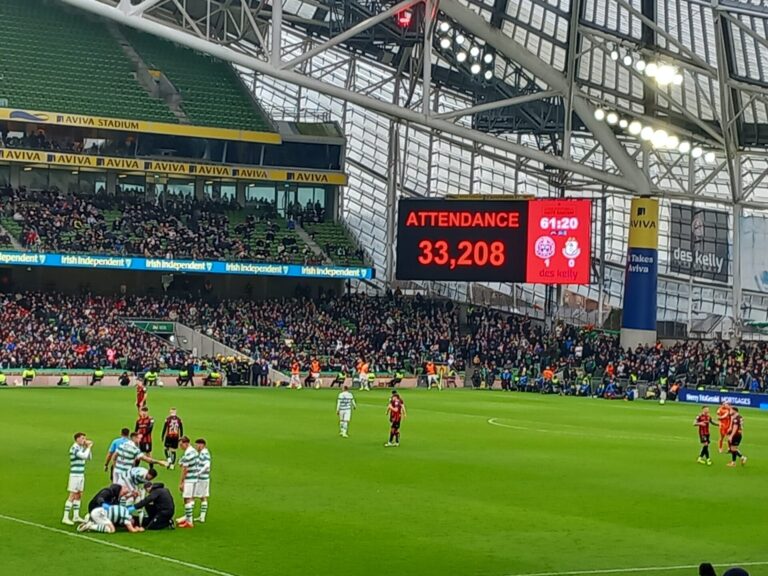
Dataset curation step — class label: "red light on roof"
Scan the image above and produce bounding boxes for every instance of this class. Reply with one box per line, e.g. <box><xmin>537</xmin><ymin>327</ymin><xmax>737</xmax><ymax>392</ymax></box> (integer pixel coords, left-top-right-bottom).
<box><xmin>396</xmin><ymin>9</ymin><xmax>413</xmax><ymax>28</ymax></box>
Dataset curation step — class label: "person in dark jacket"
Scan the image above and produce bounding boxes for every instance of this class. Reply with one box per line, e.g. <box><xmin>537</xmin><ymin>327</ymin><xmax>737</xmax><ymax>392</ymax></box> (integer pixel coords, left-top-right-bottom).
<box><xmin>133</xmin><ymin>482</ymin><xmax>175</xmax><ymax>530</ymax></box>
<box><xmin>87</xmin><ymin>484</ymin><xmax>128</xmax><ymax>514</ymax></box>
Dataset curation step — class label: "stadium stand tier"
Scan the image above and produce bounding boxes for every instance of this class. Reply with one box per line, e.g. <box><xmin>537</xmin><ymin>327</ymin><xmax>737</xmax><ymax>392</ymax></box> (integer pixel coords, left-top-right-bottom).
<box><xmin>0</xmin><ymin>292</ymin><xmax>188</xmax><ymax>370</ymax></box>
<box><xmin>0</xmin><ymin>0</ymin><xmax>273</xmax><ymax>133</ymax></box>
<box><xmin>0</xmin><ymin>0</ymin><xmax>176</xmax><ymax>123</ymax></box>
<box><xmin>1</xmin><ymin>290</ymin><xmax>765</xmax><ymax>394</ymax></box>
<box><xmin>123</xmin><ymin>28</ymin><xmax>272</xmax><ymax>132</ymax></box>
<box><xmin>304</xmin><ymin>221</ymin><xmax>366</xmax><ymax>266</ymax></box>
<box><xmin>0</xmin><ymin>188</ymin><xmax>330</xmax><ymax>265</ymax></box>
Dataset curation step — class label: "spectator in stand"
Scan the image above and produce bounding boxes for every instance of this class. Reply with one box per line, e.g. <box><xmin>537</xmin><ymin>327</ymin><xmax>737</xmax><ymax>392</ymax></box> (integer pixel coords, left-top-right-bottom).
<box><xmin>0</xmin><ymin>292</ymin><xmax>188</xmax><ymax>370</ymax></box>
<box><xmin>0</xmin><ymin>187</ymin><xmax>327</xmax><ymax>265</ymax></box>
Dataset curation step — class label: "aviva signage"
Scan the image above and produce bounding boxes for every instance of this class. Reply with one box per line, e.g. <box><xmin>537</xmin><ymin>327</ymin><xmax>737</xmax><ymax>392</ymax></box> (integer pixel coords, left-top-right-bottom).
<box><xmin>0</xmin><ymin>107</ymin><xmax>281</xmax><ymax>144</ymax></box>
<box><xmin>0</xmin><ymin>149</ymin><xmax>348</xmax><ymax>186</ymax></box>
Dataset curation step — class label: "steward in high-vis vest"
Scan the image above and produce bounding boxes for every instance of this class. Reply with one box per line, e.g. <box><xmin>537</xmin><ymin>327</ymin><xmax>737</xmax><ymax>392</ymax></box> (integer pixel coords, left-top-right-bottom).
<box><xmin>205</xmin><ymin>370</ymin><xmax>222</xmax><ymax>386</ymax></box>
<box><xmin>22</xmin><ymin>368</ymin><xmax>36</xmax><ymax>386</ymax></box>
<box><xmin>387</xmin><ymin>370</ymin><xmax>404</xmax><ymax>388</ymax></box>
<box><xmin>177</xmin><ymin>369</ymin><xmax>191</xmax><ymax>387</ymax></box>
<box><xmin>0</xmin><ymin>371</ymin><xmax>6</xmax><ymax>386</ymax></box>
<box><xmin>144</xmin><ymin>369</ymin><xmax>158</xmax><ymax>387</ymax></box>
<box><xmin>57</xmin><ymin>372</ymin><xmax>70</xmax><ymax>386</ymax></box>
<box><xmin>90</xmin><ymin>367</ymin><xmax>105</xmax><ymax>386</ymax></box>
<box><xmin>331</xmin><ymin>371</ymin><xmax>346</xmax><ymax>388</ymax></box>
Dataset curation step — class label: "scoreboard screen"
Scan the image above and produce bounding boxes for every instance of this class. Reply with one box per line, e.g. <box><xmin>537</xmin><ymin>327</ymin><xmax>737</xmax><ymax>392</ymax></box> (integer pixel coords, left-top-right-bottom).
<box><xmin>396</xmin><ymin>199</ymin><xmax>591</xmax><ymax>284</ymax></box>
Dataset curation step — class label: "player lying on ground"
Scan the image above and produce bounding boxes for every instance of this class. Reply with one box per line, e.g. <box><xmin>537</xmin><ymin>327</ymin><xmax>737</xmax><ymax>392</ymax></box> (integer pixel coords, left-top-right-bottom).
<box><xmin>76</xmin><ymin>483</ymin><xmax>135</xmax><ymax>533</ymax></box>
<box><xmin>77</xmin><ymin>503</ymin><xmax>144</xmax><ymax>533</ymax></box>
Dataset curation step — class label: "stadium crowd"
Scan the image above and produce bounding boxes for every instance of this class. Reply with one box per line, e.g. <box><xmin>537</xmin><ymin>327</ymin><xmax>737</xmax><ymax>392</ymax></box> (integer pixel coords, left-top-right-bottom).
<box><xmin>0</xmin><ymin>292</ymin><xmax>187</xmax><ymax>370</ymax></box>
<box><xmin>0</xmin><ymin>187</ymin><xmax>322</xmax><ymax>264</ymax></box>
<box><xmin>466</xmin><ymin>306</ymin><xmax>768</xmax><ymax>392</ymax></box>
<box><xmin>0</xmin><ymin>289</ymin><xmax>766</xmax><ymax>393</ymax></box>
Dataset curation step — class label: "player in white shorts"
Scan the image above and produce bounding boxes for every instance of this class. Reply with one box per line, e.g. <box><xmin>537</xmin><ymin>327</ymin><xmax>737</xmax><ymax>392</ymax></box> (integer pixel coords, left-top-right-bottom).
<box><xmin>193</xmin><ymin>439</ymin><xmax>211</xmax><ymax>523</ymax></box>
<box><xmin>177</xmin><ymin>436</ymin><xmax>199</xmax><ymax>528</ymax></box>
<box><xmin>113</xmin><ymin>433</ymin><xmax>165</xmax><ymax>506</ymax></box>
<box><xmin>78</xmin><ymin>504</ymin><xmax>143</xmax><ymax>533</ymax></box>
<box><xmin>63</xmin><ymin>432</ymin><xmax>93</xmax><ymax>525</ymax></box>
<box><xmin>336</xmin><ymin>385</ymin><xmax>357</xmax><ymax>438</ymax></box>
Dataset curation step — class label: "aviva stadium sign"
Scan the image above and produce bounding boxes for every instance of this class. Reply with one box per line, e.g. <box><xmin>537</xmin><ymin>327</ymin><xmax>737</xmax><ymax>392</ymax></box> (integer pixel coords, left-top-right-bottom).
<box><xmin>0</xmin><ymin>251</ymin><xmax>373</xmax><ymax>280</ymax></box>
<box><xmin>0</xmin><ymin>107</ymin><xmax>281</xmax><ymax>144</ymax></box>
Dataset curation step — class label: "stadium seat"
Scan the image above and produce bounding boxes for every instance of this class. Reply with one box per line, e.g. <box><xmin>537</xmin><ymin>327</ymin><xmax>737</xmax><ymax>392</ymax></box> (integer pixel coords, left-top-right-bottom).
<box><xmin>122</xmin><ymin>28</ymin><xmax>274</xmax><ymax>132</ymax></box>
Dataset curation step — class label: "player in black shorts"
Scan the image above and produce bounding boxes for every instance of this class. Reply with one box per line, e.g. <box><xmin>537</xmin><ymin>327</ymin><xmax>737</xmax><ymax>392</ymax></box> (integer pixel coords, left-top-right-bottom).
<box><xmin>727</xmin><ymin>408</ymin><xmax>747</xmax><ymax>467</ymax></box>
<box><xmin>135</xmin><ymin>407</ymin><xmax>155</xmax><ymax>467</ymax></box>
<box><xmin>161</xmin><ymin>408</ymin><xmax>184</xmax><ymax>470</ymax></box>
<box><xmin>693</xmin><ymin>406</ymin><xmax>713</xmax><ymax>466</ymax></box>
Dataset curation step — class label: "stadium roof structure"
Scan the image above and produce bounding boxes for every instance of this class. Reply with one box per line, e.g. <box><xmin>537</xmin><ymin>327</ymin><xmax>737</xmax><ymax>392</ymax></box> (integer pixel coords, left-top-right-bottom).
<box><xmin>60</xmin><ymin>0</ymin><xmax>768</xmax><ymax>331</ymax></box>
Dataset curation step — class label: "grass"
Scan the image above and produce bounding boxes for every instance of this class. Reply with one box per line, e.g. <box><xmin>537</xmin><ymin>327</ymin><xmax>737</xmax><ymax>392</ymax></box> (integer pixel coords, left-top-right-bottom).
<box><xmin>0</xmin><ymin>388</ymin><xmax>765</xmax><ymax>576</ymax></box>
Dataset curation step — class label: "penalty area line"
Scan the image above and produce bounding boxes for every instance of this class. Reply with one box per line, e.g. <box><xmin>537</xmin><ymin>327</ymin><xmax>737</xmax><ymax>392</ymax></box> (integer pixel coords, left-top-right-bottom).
<box><xmin>0</xmin><ymin>514</ymin><xmax>238</xmax><ymax>576</ymax></box>
<box><xmin>486</xmin><ymin>418</ymin><xmax>689</xmax><ymax>442</ymax></box>
<box><xmin>503</xmin><ymin>560</ymin><xmax>768</xmax><ymax>576</ymax></box>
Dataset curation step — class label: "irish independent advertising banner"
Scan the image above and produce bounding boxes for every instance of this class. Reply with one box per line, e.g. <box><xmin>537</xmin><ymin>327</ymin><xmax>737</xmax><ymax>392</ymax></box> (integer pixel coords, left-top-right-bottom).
<box><xmin>669</xmin><ymin>203</ymin><xmax>729</xmax><ymax>283</ymax></box>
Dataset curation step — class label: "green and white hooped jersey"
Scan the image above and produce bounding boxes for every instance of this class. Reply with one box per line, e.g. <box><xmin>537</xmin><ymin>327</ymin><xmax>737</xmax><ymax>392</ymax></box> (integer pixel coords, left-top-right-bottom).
<box><xmin>337</xmin><ymin>391</ymin><xmax>355</xmax><ymax>411</ymax></box>
<box><xmin>107</xmin><ymin>505</ymin><xmax>133</xmax><ymax>526</ymax></box>
<box><xmin>180</xmin><ymin>446</ymin><xmax>199</xmax><ymax>482</ymax></box>
<box><xmin>197</xmin><ymin>448</ymin><xmax>211</xmax><ymax>481</ymax></box>
<box><xmin>115</xmin><ymin>441</ymin><xmax>141</xmax><ymax>476</ymax></box>
<box><xmin>69</xmin><ymin>443</ymin><xmax>90</xmax><ymax>475</ymax></box>
<box><xmin>128</xmin><ymin>466</ymin><xmax>149</xmax><ymax>488</ymax></box>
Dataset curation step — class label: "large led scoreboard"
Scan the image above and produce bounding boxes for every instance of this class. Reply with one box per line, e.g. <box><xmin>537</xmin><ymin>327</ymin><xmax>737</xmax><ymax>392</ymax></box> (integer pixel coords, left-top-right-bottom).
<box><xmin>396</xmin><ymin>198</ymin><xmax>592</xmax><ymax>284</ymax></box>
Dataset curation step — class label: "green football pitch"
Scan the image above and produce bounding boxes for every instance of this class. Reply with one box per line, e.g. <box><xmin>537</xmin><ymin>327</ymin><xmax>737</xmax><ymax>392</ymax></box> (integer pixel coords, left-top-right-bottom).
<box><xmin>0</xmin><ymin>388</ymin><xmax>765</xmax><ymax>576</ymax></box>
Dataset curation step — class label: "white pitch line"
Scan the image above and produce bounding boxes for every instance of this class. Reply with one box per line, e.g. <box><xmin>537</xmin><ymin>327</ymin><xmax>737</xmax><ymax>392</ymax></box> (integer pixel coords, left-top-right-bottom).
<box><xmin>487</xmin><ymin>418</ymin><xmax>690</xmax><ymax>442</ymax></box>
<box><xmin>0</xmin><ymin>514</ymin><xmax>238</xmax><ymax>576</ymax></box>
<box><xmin>504</xmin><ymin>560</ymin><xmax>768</xmax><ymax>576</ymax></box>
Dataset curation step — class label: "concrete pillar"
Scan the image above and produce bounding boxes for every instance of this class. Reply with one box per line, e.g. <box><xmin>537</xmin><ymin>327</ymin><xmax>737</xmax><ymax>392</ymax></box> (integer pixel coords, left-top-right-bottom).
<box><xmin>106</xmin><ymin>171</ymin><xmax>118</xmax><ymax>194</ymax></box>
<box><xmin>9</xmin><ymin>164</ymin><xmax>20</xmax><ymax>188</ymax></box>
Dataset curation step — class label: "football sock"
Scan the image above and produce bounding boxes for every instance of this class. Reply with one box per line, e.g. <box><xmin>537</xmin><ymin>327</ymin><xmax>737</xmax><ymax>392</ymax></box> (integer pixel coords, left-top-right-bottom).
<box><xmin>389</xmin><ymin>432</ymin><xmax>395</xmax><ymax>443</ymax></box>
<box><xmin>72</xmin><ymin>500</ymin><xmax>81</xmax><ymax>518</ymax></box>
<box><xmin>700</xmin><ymin>446</ymin><xmax>709</xmax><ymax>458</ymax></box>
<box><xmin>735</xmin><ymin>451</ymin><xmax>742</xmax><ymax>458</ymax></box>
<box><xmin>732</xmin><ymin>452</ymin><xmax>738</xmax><ymax>462</ymax></box>
<box><xmin>200</xmin><ymin>502</ymin><xmax>208</xmax><ymax>521</ymax></box>
<box><xmin>164</xmin><ymin>448</ymin><xmax>170</xmax><ymax>460</ymax></box>
<box><xmin>63</xmin><ymin>500</ymin><xmax>72</xmax><ymax>519</ymax></box>
<box><xmin>94</xmin><ymin>524</ymin><xmax>110</xmax><ymax>533</ymax></box>
<box><xmin>395</xmin><ymin>432</ymin><xmax>400</xmax><ymax>443</ymax></box>
<box><xmin>119</xmin><ymin>497</ymin><xmax>127</xmax><ymax>506</ymax></box>
<box><xmin>185</xmin><ymin>503</ymin><xmax>194</xmax><ymax>523</ymax></box>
